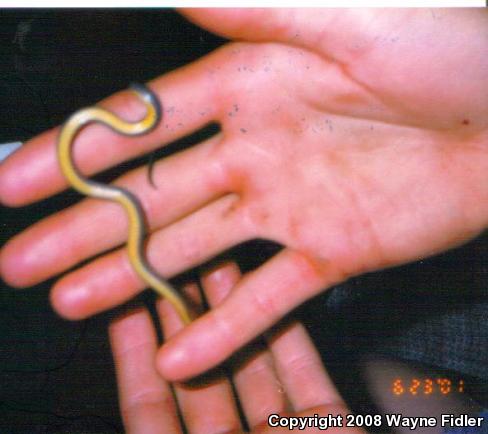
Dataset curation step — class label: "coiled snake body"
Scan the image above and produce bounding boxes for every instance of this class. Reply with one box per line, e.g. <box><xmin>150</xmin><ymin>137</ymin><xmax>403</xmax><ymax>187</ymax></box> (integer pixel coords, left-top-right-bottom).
<box><xmin>57</xmin><ymin>83</ymin><xmax>191</xmax><ymax>324</ymax></box>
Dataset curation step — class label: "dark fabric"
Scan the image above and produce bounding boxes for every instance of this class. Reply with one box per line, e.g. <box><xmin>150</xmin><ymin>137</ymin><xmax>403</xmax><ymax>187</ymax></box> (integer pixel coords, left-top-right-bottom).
<box><xmin>320</xmin><ymin>231</ymin><xmax>488</xmax><ymax>380</ymax></box>
<box><xmin>442</xmin><ymin>411</ymin><xmax>488</xmax><ymax>434</ymax></box>
<box><xmin>375</xmin><ymin>302</ymin><xmax>487</xmax><ymax>379</ymax></box>
<box><xmin>296</xmin><ymin>230</ymin><xmax>487</xmax><ymax>417</ymax></box>
<box><xmin>294</xmin><ymin>232</ymin><xmax>488</xmax><ymax>416</ymax></box>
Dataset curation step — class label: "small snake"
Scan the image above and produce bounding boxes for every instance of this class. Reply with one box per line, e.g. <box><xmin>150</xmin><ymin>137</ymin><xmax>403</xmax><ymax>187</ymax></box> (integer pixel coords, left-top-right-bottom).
<box><xmin>57</xmin><ymin>83</ymin><xmax>191</xmax><ymax>324</ymax></box>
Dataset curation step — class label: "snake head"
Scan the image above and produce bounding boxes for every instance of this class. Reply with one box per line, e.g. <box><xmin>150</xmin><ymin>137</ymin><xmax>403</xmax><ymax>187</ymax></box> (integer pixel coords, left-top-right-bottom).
<box><xmin>129</xmin><ymin>82</ymin><xmax>162</xmax><ymax>134</ymax></box>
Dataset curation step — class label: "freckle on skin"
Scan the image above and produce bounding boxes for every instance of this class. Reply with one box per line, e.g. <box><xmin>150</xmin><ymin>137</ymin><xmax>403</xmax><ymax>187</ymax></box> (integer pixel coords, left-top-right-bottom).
<box><xmin>462</xmin><ymin>119</ymin><xmax>470</xmax><ymax>125</ymax></box>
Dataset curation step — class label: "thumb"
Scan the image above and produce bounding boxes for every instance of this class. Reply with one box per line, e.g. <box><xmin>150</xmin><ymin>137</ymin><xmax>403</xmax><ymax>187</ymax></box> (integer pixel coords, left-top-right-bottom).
<box><xmin>179</xmin><ymin>8</ymin><xmax>361</xmax><ymax>63</ymax></box>
<box><xmin>179</xmin><ymin>8</ymin><xmax>299</xmax><ymax>42</ymax></box>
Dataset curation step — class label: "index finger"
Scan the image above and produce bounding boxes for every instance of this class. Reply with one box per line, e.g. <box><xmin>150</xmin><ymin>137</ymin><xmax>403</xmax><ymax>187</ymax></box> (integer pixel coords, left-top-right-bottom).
<box><xmin>0</xmin><ymin>47</ymin><xmax>226</xmax><ymax>207</ymax></box>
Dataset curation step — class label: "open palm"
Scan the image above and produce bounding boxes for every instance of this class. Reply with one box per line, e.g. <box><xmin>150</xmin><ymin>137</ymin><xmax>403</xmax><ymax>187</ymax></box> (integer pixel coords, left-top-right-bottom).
<box><xmin>1</xmin><ymin>9</ymin><xmax>487</xmax><ymax>381</ymax></box>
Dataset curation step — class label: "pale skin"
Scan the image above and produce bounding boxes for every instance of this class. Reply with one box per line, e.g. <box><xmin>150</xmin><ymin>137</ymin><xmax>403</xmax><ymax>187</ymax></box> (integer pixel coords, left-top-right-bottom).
<box><xmin>0</xmin><ymin>9</ymin><xmax>487</xmax><ymax>384</ymax></box>
<box><xmin>110</xmin><ymin>261</ymin><xmax>364</xmax><ymax>433</ymax></box>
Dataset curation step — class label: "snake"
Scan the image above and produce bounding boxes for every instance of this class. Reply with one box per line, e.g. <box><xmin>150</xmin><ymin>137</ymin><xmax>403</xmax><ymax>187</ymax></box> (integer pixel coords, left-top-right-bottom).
<box><xmin>57</xmin><ymin>83</ymin><xmax>191</xmax><ymax>324</ymax></box>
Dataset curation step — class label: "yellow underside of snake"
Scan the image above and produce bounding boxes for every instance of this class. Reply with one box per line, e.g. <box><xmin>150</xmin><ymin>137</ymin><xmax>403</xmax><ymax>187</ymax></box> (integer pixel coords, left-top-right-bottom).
<box><xmin>57</xmin><ymin>83</ymin><xmax>191</xmax><ymax>325</ymax></box>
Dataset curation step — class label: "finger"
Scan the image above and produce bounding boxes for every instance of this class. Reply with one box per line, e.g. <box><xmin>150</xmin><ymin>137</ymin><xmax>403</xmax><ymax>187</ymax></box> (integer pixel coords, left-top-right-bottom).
<box><xmin>0</xmin><ymin>46</ymin><xmax>229</xmax><ymax>207</ymax></box>
<box><xmin>201</xmin><ymin>262</ymin><xmax>288</xmax><ymax>428</ymax></box>
<box><xmin>200</xmin><ymin>261</ymin><xmax>242</xmax><ymax>307</ymax></box>
<box><xmin>157</xmin><ymin>248</ymin><xmax>344</xmax><ymax>381</ymax></box>
<box><xmin>0</xmin><ymin>134</ymin><xmax>230</xmax><ymax>288</ymax></box>
<box><xmin>267</xmin><ymin>321</ymin><xmax>345</xmax><ymax>412</ymax></box>
<box><xmin>109</xmin><ymin>306</ymin><xmax>182</xmax><ymax>434</ymax></box>
<box><xmin>50</xmin><ymin>194</ymin><xmax>249</xmax><ymax>320</ymax></box>
<box><xmin>157</xmin><ymin>282</ymin><xmax>242</xmax><ymax>434</ymax></box>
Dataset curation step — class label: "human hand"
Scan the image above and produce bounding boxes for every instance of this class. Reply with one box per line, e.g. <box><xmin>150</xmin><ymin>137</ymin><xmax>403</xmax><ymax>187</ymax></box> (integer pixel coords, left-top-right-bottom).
<box><xmin>109</xmin><ymin>261</ymin><xmax>362</xmax><ymax>433</ymax></box>
<box><xmin>1</xmin><ymin>9</ymin><xmax>487</xmax><ymax>380</ymax></box>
